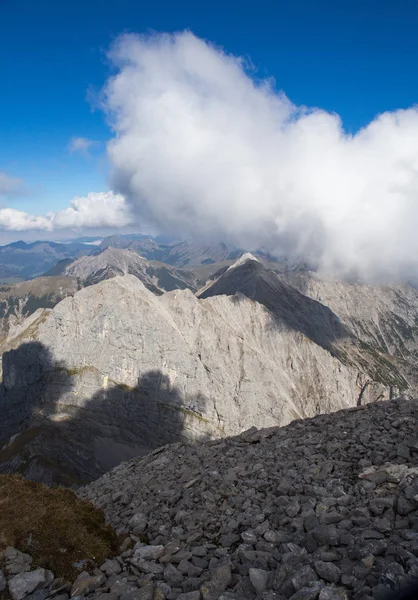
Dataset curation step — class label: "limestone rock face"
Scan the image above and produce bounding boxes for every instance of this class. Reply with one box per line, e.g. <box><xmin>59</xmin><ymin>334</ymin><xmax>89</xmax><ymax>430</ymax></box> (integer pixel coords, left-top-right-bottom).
<box><xmin>0</xmin><ymin>268</ymin><xmax>399</xmax><ymax>483</ymax></box>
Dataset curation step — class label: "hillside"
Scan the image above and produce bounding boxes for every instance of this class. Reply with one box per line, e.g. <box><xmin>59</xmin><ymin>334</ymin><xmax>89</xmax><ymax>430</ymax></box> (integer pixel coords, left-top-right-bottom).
<box><xmin>76</xmin><ymin>397</ymin><xmax>418</xmax><ymax>600</ymax></box>
<box><xmin>284</xmin><ymin>272</ymin><xmax>418</xmax><ymax>391</ymax></box>
<box><xmin>0</xmin><ymin>264</ymin><xmax>405</xmax><ymax>484</ymax></box>
<box><xmin>1</xmin><ymin>398</ymin><xmax>416</xmax><ymax>600</ymax></box>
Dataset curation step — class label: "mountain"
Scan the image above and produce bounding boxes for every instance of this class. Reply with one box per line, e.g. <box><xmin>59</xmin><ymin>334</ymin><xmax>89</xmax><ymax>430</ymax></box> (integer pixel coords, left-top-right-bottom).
<box><xmin>42</xmin><ymin>258</ymin><xmax>74</xmax><ymax>277</ymax></box>
<box><xmin>98</xmin><ymin>235</ymin><xmax>244</xmax><ymax>267</ymax></box>
<box><xmin>284</xmin><ymin>271</ymin><xmax>418</xmax><ymax>392</ymax></box>
<box><xmin>98</xmin><ymin>234</ymin><xmax>165</xmax><ymax>261</ymax></box>
<box><xmin>0</xmin><ymin>276</ymin><xmax>80</xmax><ymax>340</ymax></box>
<box><xmin>162</xmin><ymin>240</ymin><xmax>242</xmax><ymax>267</ymax></box>
<box><xmin>60</xmin><ymin>247</ymin><xmax>199</xmax><ymax>293</ymax></box>
<box><xmin>0</xmin><ymin>240</ymin><xmax>94</xmax><ymax>281</ymax></box>
<box><xmin>199</xmin><ymin>254</ymin><xmax>410</xmax><ymax>391</ymax></box>
<box><xmin>0</xmin><ymin>268</ymin><xmax>400</xmax><ymax>484</ymax></box>
<box><xmin>77</xmin><ymin>397</ymin><xmax>418</xmax><ymax>600</ymax></box>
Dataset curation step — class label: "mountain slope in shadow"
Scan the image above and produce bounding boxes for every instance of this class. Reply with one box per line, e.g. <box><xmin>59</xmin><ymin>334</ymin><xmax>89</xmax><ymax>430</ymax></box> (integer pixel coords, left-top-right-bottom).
<box><xmin>198</xmin><ymin>254</ymin><xmax>408</xmax><ymax>390</ymax></box>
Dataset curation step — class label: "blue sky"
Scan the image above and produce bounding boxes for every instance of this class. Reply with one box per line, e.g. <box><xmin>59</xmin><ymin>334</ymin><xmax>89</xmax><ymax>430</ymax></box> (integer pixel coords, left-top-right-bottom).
<box><xmin>0</xmin><ymin>0</ymin><xmax>418</xmax><ymax>243</ymax></box>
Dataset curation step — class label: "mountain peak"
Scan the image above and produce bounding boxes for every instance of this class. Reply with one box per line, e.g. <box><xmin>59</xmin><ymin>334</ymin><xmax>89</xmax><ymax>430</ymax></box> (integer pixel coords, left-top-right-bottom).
<box><xmin>227</xmin><ymin>252</ymin><xmax>259</xmax><ymax>271</ymax></box>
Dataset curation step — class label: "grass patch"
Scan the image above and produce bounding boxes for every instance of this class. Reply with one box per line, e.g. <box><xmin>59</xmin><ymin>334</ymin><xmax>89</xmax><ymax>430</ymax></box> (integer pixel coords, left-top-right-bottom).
<box><xmin>0</xmin><ymin>474</ymin><xmax>119</xmax><ymax>579</ymax></box>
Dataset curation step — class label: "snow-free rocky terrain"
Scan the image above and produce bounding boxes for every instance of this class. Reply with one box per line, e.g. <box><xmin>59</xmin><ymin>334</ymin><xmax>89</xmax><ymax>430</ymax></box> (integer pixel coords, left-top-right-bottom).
<box><xmin>2</xmin><ymin>398</ymin><xmax>417</xmax><ymax>600</ymax></box>
<box><xmin>61</xmin><ymin>248</ymin><xmax>199</xmax><ymax>293</ymax></box>
<box><xmin>1</xmin><ymin>255</ymin><xmax>418</xmax><ymax>484</ymax></box>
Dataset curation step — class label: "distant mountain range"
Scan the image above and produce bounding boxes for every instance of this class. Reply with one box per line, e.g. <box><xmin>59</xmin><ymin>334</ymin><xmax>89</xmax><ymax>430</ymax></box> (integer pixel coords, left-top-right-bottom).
<box><xmin>0</xmin><ymin>233</ymin><xmax>290</xmax><ymax>283</ymax></box>
<box><xmin>0</xmin><ymin>235</ymin><xmax>245</xmax><ymax>281</ymax></box>
<box><xmin>0</xmin><ymin>240</ymin><xmax>93</xmax><ymax>281</ymax></box>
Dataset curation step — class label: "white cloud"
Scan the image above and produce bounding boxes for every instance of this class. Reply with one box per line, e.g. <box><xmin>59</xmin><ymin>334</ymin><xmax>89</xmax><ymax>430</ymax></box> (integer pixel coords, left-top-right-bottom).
<box><xmin>0</xmin><ymin>209</ymin><xmax>51</xmax><ymax>231</ymax></box>
<box><xmin>0</xmin><ymin>191</ymin><xmax>133</xmax><ymax>232</ymax></box>
<box><xmin>102</xmin><ymin>31</ymin><xmax>418</xmax><ymax>283</ymax></box>
<box><xmin>0</xmin><ymin>171</ymin><xmax>26</xmax><ymax>198</ymax></box>
<box><xmin>68</xmin><ymin>137</ymin><xmax>97</xmax><ymax>157</ymax></box>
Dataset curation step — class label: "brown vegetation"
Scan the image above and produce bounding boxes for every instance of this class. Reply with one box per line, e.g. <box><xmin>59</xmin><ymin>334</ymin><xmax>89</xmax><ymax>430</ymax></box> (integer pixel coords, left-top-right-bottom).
<box><xmin>0</xmin><ymin>474</ymin><xmax>118</xmax><ymax>579</ymax></box>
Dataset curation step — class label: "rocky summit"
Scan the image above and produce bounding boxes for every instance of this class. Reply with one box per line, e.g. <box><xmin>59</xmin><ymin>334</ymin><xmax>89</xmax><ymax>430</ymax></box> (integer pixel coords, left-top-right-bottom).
<box><xmin>70</xmin><ymin>397</ymin><xmax>418</xmax><ymax>600</ymax></box>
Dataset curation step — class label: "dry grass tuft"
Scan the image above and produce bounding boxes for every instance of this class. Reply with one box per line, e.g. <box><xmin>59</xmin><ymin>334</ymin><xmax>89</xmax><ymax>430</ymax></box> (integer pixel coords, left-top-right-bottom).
<box><xmin>0</xmin><ymin>474</ymin><xmax>118</xmax><ymax>579</ymax></box>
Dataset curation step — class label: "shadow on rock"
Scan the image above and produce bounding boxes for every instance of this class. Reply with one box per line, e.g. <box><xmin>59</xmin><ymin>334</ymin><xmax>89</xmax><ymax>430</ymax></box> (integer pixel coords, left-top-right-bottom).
<box><xmin>0</xmin><ymin>341</ymin><xmax>211</xmax><ymax>486</ymax></box>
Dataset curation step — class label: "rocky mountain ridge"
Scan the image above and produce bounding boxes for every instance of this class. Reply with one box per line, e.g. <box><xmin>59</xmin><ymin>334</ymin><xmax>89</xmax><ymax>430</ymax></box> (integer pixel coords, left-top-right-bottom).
<box><xmin>61</xmin><ymin>248</ymin><xmax>199</xmax><ymax>293</ymax></box>
<box><xmin>199</xmin><ymin>256</ymin><xmax>409</xmax><ymax>392</ymax></box>
<box><xmin>0</xmin><ymin>257</ymin><xmax>406</xmax><ymax>484</ymax></box>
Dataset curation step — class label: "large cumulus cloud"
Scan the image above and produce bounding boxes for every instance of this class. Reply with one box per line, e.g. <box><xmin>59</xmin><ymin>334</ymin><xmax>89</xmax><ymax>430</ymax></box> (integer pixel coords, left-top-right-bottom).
<box><xmin>102</xmin><ymin>30</ymin><xmax>418</xmax><ymax>282</ymax></box>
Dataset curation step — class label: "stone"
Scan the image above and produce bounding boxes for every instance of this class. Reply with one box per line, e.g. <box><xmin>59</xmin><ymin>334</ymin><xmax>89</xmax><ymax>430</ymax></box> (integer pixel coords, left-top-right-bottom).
<box><xmin>70</xmin><ymin>573</ymin><xmax>106</xmax><ymax>597</ymax></box>
<box><xmin>314</xmin><ymin>561</ymin><xmax>341</xmax><ymax>584</ymax></box>
<box><xmin>397</xmin><ymin>495</ymin><xmax>415</xmax><ymax>516</ymax></box>
<box><xmin>201</xmin><ymin>564</ymin><xmax>232</xmax><ymax>600</ymax></box>
<box><xmin>318</xmin><ymin>587</ymin><xmax>348</xmax><ymax>600</ymax></box>
<box><xmin>135</xmin><ymin>559</ymin><xmax>164</xmax><ymax>574</ymax></box>
<box><xmin>312</xmin><ymin>526</ymin><xmax>339</xmax><ymax>547</ymax></box>
<box><xmin>286</xmin><ymin>501</ymin><xmax>301</xmax><ymax>518</ymax></box>
<box><xmin>100</xmin><ymin>560</ymin><xmax>122</xmax><ymax>576</ymax></box>
<box><xmin>0</xmin><ymin>570</ymin><xmax>6</xmax><ymax>593</ymax></box>
<box><xmin>8</xmin><ymin>569</ymin><xmax>53</xmax><ymax>600</ymax></box>
<box><xmin>128</xmin><ymin>512</ymin><xmax>148</xmax><ymax>533</ymax></box>
<box><xmin>177</xmin><ymin>560</ymin><xmax>202</xmax><ymax>577</ymax></box>
<box><xmin>3</xmin><ymin>261</ymin><xmax>408</xmax><ymax>485</ymax></box>
<box><xmin>249</xmin><ymin>568</ymin><xmax>269</xmax><ymax>593</ymax></box>
<box><xmin>25</xmin><ymin>591</ymin><xmax>50</xmax><ymax>600</ymax></box>
<box><xmin>132</xmin><ymin>582</ymin><xmax>154</xmax><ymax>600</ymax></box>
<box><xmin>291</xmin><ymin>566</ymin><xmax>318</xmax><ymax>591</ymax></box>
<box><xmin>289</xmin><ymin>581</ymin><xmax>324</xmax><ymax>600</ymax></box>
<box><xmin>133</xmin><ymin>545</ymin><xmax>165</xmax><ymax>561</ymax></box>
<box><xmin>163</xmin><ymin>563</ymin><xmax>183</xmax><ymax>586</ymax></box>
<box><xmin>5</xmin><ymin>548</ymin><xmax>33</xmax><ymax>575</ymax></box>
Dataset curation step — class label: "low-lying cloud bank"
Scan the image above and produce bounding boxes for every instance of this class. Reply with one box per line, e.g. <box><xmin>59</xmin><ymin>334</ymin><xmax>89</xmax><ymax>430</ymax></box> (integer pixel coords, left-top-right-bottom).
<box><xmin>0</xmin><ymin>191</ymin><xmax>132</xmax><ymax>232</ymax></box>
<box><xmin>103</xmin><ymin>31</ymin><xmax>418</xmax><ymax>283</ymax></box>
